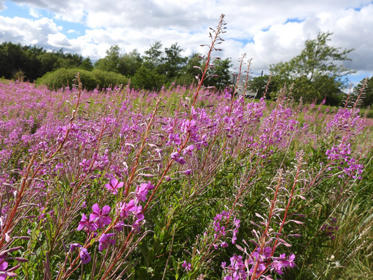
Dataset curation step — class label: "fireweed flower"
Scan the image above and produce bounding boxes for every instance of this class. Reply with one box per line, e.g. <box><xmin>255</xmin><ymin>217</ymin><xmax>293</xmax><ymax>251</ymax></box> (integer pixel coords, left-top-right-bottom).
<box><xmin>171</xmin><ymin>152</ymin><xmax>186</xmax><ymax>165</ymax></box>
<box><xmin>135</xmin><ymin>182</ymin><xmax>154</xmax><ymax>202</ymax></box>
<box><xmin>79</xmin><ymin>247</ymin><xmax>91</xmax><ymax>264</ymax></box>
<box><xmin>118</xmin><ymin>199</ymin><xmax>144</xmax><ymax>230</ymax></box>
<box><xmin>77</xmin><ymin>213</ymin><xmax>97</xmax><ymax>232</ymax></box>
<box><xmin>105</xmin><ymin>178</ymin><xmax>124</xmax><ymax>195</ymax></box>
<box><xmin>222</xmin><ymin>250</ymin><xmax>296</xmax><ymax>278</ymax></box>
<box><xmin>182</xmin><ymin>260</ymin><xmax>191</xmax><ymax>272</ymax></box>
<box><xmin>98</xmin><ymin>233</ymin><xmax>116</xmax><ymax>251</ymax></box>
<box><xmin>89</xmin><ymin>204</ymin><xmax>112</xmax><ymax>229</ymax></box>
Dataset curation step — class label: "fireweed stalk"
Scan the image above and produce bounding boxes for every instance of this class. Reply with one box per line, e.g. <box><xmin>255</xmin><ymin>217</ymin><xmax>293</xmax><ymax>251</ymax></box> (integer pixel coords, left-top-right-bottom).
<box><xmin>221</xmin><ymin>154</ymin><xmax>303</xmax><ymax>280</ymax></box>
<box><xmin>60</xmin><ymin>15</ymin><xmax>228</xmax><ymax>279</ymax></box>
<box><xmin>0</xmin><ymin>74</ymin><xmax>84</xmax><ymax>278</ymax></box>
<box><xmin>99</xmin><ymin>14</ymin><xmax>228</xmax><ymax>279</ymax></box>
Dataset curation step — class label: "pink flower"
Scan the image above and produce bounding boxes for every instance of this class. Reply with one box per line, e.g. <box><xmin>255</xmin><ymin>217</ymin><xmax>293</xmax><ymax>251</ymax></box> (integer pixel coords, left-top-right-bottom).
<box><xmin>98</xmin><ymin>233</ymin><xmax>116</xmax><ymax>251</ymax></box>
<box><xmin>79</xmin><ymin>247</ymin><xmax>91</xmax><ymax>264</ymax></box>
<box><xmin>105</xmin><ymin>178</ymin><xmax>124</xmax><ymax>195</ymax></box>
<box><xmin>135</xmin><ymin>182</ymin><xmax>154</xmax><ymax>202</ymax></box>
<box><xmin>77</xmin><ymin>213</ymin><xmax>97</xmax><ymax>232</ymax></box>
<box><xmin>89</xmin><ymin>204</ymin><xmax>112</xmax><ymax>229</ymax></box>
<box><xmin>182</xmin><ymin>260</ymin><xmax>191</xmax><ymax>271</ymax></box>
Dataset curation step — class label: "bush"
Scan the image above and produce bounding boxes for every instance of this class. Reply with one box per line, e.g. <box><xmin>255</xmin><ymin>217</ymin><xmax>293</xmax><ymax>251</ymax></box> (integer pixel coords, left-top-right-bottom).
<box><xmin>131</xmin><ymin>65</ymin><xmax>166</xmax><ymax>91</ymax></box>
<box><xmin>36</xmin><ymin>68</ymin><xmax>97</xmax><ymax>90</ymax></box>
<box><xmin>92</xmin><ymin>69</ymin><xmax>128</xmax><ymax>89</ymax></box>
<box><xmin>37</xmin><ymin>68</ymin><xmax>128</xmax><ymax>90</ymax></box>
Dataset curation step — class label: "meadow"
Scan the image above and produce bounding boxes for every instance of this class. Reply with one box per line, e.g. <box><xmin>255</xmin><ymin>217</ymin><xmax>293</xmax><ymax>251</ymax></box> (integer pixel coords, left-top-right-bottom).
<box><xmin>0</xmin><ymin>16</ymin><xmax>372</xmax><ymax>280</ymax></box>
<box><xmin>0</xmin><ymin>74</ymin><xmax>372</xmax><ymax>280</ymax></box>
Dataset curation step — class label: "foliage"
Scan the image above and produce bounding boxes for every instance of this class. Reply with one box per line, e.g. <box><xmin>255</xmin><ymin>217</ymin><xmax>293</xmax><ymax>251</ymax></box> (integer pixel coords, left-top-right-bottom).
<box><xmin>131</xmin><ymin>65</ymin><xmax>166</xmax><ymax>90</ymax></box>
<box><xmin>0</xmin><ymin>78</ymin><xmax>371</xmax><ymax>279</ymax></box>
<box><xmin>248</xmin><ymin>75</ymin><xmax>283</xmax><ymax>99</ymax></box>
<box><xmin>269</xmin><ymin>32</ymin><xmax>353</xmax><ymax>105</ymax></box>
<box><xmin>92</xmin><ymin>69</ymin><xmax>128</xmax><ymax>89</ymax></box>
<box><xmin>36</xmin><ymin>68</ymin><xmax>127</xmax><ymax>90</ymax></box>
<box><xmin>0</xmin><ymin>42</ymin><xmax>92</xmax><ymax>81</ymax></box>
<box><xmin>204</xmin><ymin>58</ymin><xmax>232</xmax><ymax>91</ymax></box>
<box><xmin>354</xmin><ymin>76</ymin><xmax>373</xmax><ymax>107</ymax></box>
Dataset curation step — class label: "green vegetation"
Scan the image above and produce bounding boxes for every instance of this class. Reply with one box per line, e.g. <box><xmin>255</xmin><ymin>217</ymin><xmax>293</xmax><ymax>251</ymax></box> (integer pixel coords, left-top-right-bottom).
<box><xmin>0</xmin><ymin>42</ymin><xmax>92</xmax><ymax>81</ymax></box>
<box><xmin>248</xmin><ymin>32</ymin><xmax>371</xmax><ymax>107</ymax></box>
<box><xmin>36</xmin><ymin>68</ymin><xmax>128</xmax><ymax>90</ymax></box>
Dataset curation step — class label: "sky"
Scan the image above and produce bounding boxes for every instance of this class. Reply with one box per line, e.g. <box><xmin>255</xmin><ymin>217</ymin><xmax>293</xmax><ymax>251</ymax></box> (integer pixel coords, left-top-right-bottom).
<box><xmin>0</xmin><ymin>0</ymin><xmax>372</xmax><ymax>85</ymax></box>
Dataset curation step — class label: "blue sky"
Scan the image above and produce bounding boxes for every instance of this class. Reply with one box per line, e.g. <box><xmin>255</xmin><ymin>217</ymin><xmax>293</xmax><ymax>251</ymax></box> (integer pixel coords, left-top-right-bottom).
<box><xmin>0</xmin><ymin>0</ymin><xmax>372</xmax><ymax>84</ymax></box>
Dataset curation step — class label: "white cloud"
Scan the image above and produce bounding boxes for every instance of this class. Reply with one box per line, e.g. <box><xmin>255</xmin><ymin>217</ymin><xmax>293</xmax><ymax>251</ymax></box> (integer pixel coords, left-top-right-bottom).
<box><xmin>1</xmin><ymin>0</ymin><xmax>373</xmax><ymax>75</ymax></box>
<box><xmin>0</xmin><ymin>16</ymin><xmax>65</xmax><ymax>49</ymax></box>
<box><xmin>29</xmin><ymin>7</ymin><xmax>41</xmax><ymax>18</ymax></box>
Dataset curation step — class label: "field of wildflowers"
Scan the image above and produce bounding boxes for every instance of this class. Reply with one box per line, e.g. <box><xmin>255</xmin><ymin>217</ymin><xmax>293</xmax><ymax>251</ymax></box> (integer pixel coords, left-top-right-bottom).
<box><xmin>0</xmin><ymin>16</ymin><xmax>372</xmax><ymax>280</ymax></box>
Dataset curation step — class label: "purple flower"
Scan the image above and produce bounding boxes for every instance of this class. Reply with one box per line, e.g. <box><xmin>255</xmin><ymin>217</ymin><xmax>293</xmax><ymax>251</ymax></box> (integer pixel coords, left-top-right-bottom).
<box><xmin>135</xmin><ymin>182</ymin><xmax>154</xmax><ymax>202</ymax></box>
<box><xmin>183</xmin><ymin>169</ymin><xmax>192</xmax><ymax>175</ymax></box>
<box><xmin>79</xmin><ymin>247</ymin><xmax>91</xmax><ymax>264</ymax></box>
<box><xmin>118</xmin><ymin>199</ymin><xmax>138</xmax><ymax>218</ymax></box>
<box><xmin>89</xmin><ymin>204</ymin><xmax>112</xmax><ymax>229</ymax></box>
<box><xmin>183</xmin><ymin>144</ymin><xmax>195</xmax><ymax>155</ymax></box>
<box><xmin>171</xmin><ymin>152</ymin><xmax>186</xmax><ymax>165</ymax></box>
<box><xmin>182</xmin><ymin>260</ymin><xmax>191</xmax><ymax>272</ymax></box>
<box><xmin>77</xmin><ymin>213</ymin><xmax>97</xmax><ymax>232</ymax></box>
<box><xmin>69</xmin><ymin>243</ymin><xmax>82</xmax><ymax>251</ymax></box>
<box><xmin>105</xmin><ymin>178</ymin><xmax>124</xmax><ymax>195</ymax></box>
<box><xmin>98</xmin><ymin>233</ymin><xmax>116</xmax><ymax>251</ymax></box>
<box><xmin>0</xmin><ymin>257</ymin><xmax>8</xmax><ymax>271</ymax></box>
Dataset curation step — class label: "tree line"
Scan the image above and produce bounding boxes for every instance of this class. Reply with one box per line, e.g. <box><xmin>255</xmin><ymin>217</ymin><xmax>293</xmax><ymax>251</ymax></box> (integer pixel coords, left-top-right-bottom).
<box><xmin>0</xmin><ymin>35</ymin><xmax>372</xmax><ymax>107</ymax></box>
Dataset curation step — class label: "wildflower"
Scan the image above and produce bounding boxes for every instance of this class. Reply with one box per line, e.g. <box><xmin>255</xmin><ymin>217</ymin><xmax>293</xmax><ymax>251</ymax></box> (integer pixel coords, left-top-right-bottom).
<box><xmin>171</xmin><ymin>152</ymin><xmax>186</xmax><ymax>165</ymax></box>
<box><xmin>77</xmin><ymin>213</ymin><xmax>97</xmax><ymax>232</ymax></box>
<box><xmin>182</xmin><ymin>260</ymin><xmax>191</xmax><ymax>272</ymax></box>
<box><xmin>89</xmin><ymin>204</ymin><xmax>112</xmax><ymax>229</ymax></box>
<box><xmin>79</xmin><ymin>247</ymin><xmax>91</xmax><ymax>264</ymax></box>
<box><xmin>98</xmin><ymin>233</ymin><xmax>116</xmax><ymax>251</ymax></box>
<box><xmin>135</xmin><ymin>182</ymin><xmax>154</xmax><ymax>202</ymax></box>
<box><xmin>105</xmin><ymin>178</ymin><xmax>124</xmax><ymax>195</ymax></box>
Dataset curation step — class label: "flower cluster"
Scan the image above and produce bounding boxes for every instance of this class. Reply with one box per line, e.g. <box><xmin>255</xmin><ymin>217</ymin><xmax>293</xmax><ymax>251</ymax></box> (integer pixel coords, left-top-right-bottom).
<box><xmin>222</xmin><ymin>249</ymin><xmax>296</xmax><ymax>279</ymax></box>
<box><xmin>326</xmin><ymin>141</ymin><xmax>364</xmax><ymax>179</ymax></box>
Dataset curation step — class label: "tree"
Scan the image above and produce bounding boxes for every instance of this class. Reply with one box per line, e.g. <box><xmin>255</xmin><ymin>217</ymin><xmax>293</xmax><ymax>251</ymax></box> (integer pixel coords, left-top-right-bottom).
<box><xmin>354</xmin><ymin>77</ymin><xmax>373</xmax><ymax>107</ymax></box>
<box><xmin>175</xmin><ymin>53</ymin><xmax>203</xmax><ymax>85</ymax></box>
<box><xmin>95</xmin><ymin>45</ymin><xmax>121</xmax><ymax>72</ymax></box>
<box><xmin>143</xmin><ymin>41</ymin><xmax>163</xmax><ymax>68</ymax></box>
<box><xmin>271</xmin><ymin>32</ymin><xmax>353</xmax><ymax>82</ymax></box>
<box><xmin>159</xmin><ymin>43</ymin><xmax>187</xmax><ymax>80</ymax></box>
<box><xmin>248</xmin><ymin>75</ymin><xmax>283</xmax><ymax>99</ymax></box>
<box><xmin>269</xmin><ymin>32</ymin><xmax>353</xmax><ymax>104</ymax></box>
<box><xmin>118</xmin><ymin>50</ymin><xmax>142</xmax><ymax>76</ymax></box>
<box><xmin>204</xmin><ymin>58</ymin><xmax>232</xmax><ymax>90</ymax></box>
<box><xmin>131</xmin><ymin>65</ymin><xmax>165</xmax><ymax>91</ymax></box>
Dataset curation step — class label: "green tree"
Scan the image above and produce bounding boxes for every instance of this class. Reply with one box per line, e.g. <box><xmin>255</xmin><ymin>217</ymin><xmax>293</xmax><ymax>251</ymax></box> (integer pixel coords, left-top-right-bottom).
<box><xmin>131</xmin><ymin>65</ymin><xmax>165</xmax><ymax>91</ymax></box>
<box><xmin>354</xmin><ymin>77</ymin><xmax>373</xmax><ymax>107</ymax></box>
<box><xmin>248</xmin><ymin>75</ymin><xmax>283</xmax><ymax>99</ymax></box>
<box><xmin>95</xmin><ymin>45</ymin><xmax>121</xmax><ymax>72</ymax></box>
<box><xmin>143</xmin><ymin>41</ymin><xmax>163</xmax><ymax>68</ymax></box>
<box><xmin>175</xmin><ymin>53</ymin><xmax>203</xmax><ymax>85</ymax></box>
<box><xmin>118</xmin><ymin>49</ymin><xmax>142</xmax><ymax>76</ymax></box>
<box><xmin>270</xmin><ymin>32</ymin><xmax>353</xmax><ymax>104</ymax></box>
<box><xmin>204</xmin><ymin>58</ymin><xmax>232</xmax><ymax>90</ymax></box>
<box><xmin>159</xmin><ymin>43</ymin><xmax>187</xmax><ymax>80</ymax></box>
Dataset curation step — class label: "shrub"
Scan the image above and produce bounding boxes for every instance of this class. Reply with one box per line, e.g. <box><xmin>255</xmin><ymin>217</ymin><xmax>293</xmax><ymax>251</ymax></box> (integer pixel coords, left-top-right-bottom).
<box><xmin>36</xmin><ymin>68</ymin><xmax>98</xmax><ymax>90</ymax></box>
<box><xmin>37</xmin><ymin>68</ymin><xmax>128</xmax><ymax>90</ymax></box>
<box><xmin>92</xmin><ymin>69</ymin><xmax>128</xmax><ymax>89</ymax></box>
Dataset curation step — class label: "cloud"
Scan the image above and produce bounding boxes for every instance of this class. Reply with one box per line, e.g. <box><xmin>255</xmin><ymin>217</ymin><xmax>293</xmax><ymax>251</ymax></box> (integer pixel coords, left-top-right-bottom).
<box><xmin>1</xmin><ymin>0</ymin><xmax>373</xmax><ymax>76</ymax></box>
<box><xmin>0</xmin><ymin>16</ymin><xmax>65</xmax><ymax>48</ymax></box>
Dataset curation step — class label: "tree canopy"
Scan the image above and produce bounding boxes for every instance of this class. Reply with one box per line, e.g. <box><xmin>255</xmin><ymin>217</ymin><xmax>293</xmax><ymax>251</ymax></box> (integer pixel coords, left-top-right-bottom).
<box><xmin>250</xmin><ymin>32</ymin><xmax>353</xmax><ymax>105</ymax></box>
